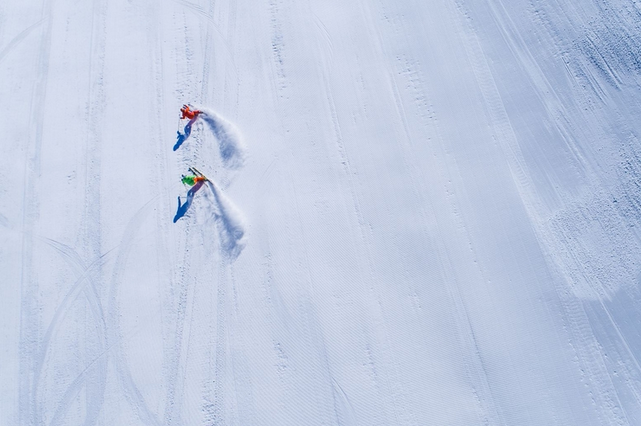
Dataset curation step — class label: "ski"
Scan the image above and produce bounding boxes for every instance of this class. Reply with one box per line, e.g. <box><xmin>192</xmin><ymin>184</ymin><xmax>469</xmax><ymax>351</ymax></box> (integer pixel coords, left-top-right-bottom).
<box><xmin>189</xmin><ymin>167</ymin><xmax>209</xmax><ymax>181</ymax></box>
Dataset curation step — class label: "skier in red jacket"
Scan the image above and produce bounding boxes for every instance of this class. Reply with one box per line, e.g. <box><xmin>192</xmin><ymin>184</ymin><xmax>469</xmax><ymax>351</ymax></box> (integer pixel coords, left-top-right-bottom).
<box><xmin>180</xmin><ymin>104</ymin><xmax>201</xmax><ymax>120</ymax></box>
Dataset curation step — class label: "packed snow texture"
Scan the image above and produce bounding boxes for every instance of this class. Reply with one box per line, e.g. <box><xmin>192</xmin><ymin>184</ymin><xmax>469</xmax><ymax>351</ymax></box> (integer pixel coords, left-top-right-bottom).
<box><xmin>0</xmin><ymin>0</ymin><xmax>639</xmax><ymax>425</ymax></box>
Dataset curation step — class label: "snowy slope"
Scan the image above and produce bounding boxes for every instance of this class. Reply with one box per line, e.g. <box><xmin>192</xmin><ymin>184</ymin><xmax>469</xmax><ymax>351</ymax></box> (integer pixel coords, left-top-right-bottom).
<box><xmin>0</xmin><ymin>0</ymin><xmax>639</xmax><ymax>425</ymax></box>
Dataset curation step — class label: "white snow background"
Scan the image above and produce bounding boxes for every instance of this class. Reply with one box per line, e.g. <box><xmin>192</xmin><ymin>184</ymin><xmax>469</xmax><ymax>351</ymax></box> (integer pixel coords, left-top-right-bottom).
<box><xmin>0</xmin><ymin>0</ymin><xmax>639</xmax><ymax>425</ymax></box>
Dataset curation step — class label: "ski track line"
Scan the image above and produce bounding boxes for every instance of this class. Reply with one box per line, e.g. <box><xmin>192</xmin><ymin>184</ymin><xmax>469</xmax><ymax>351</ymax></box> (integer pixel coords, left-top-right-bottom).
<box><xmin>215</xmin><ymin>260</ymin><xmax>229</xmax><ymax>425</ymax></box>
<box><xmin>319</xmin><ymin>2</ymin><xmax>413</xmax><ymax>423</ymax></box>
<box><xmin>524</xmin><ymin>1</ymin><xmax>642</xmax><ymax>375</ymax></box>
<box><xmin>310</xmin><ymin>8</ymin><xmax>392</xmax><ymax>424</ymax></box>
<box><xmin>373</xmin><ymin>3</ymin><xmax>501</xmax><ymax>423</ymax></box>
<box><xmin>32</xmin><ymin>238</ymin><xmax>108</xmax><ymax>424</ymax></box>
<box><xmin>166</xmin><ymin>124</ymin><xmax>190</xmax><ymax>418</ymax></box>
<box><xmin>380</xmin><ymin>2</ymin><xmax>524</xmax><ymax>422</ymax></box>
<box><xmin>107</xmin><ymin>198</ymin><xmax>160</xmax><ymax>426</ymax></box>
<box><xmin>227</xmin><ymin>265</ymin><xmax>257</xmax><ymax>425</ymax></box>
<box><xmin>45</xmin><ymin>196</ymin><xmax>156</xmax><ymax>425</ymax></box>
<box><xmin>76</xmin><ymin>0</ymin><xmax>109</xmax><ymax>422</ymax></box>
<box><xmin>163</xmin><ymin>224</ymin><xmax>192</xmax><ymax>426</ymax></box>
<box><xmin>199</xmin><ymin>0</ymin><xmax>214</xmax><ymax>105</ymax></box>
<box><xmin>262</xmin><ymin>8</ymin><xmax>335</xmax><ymax>420</ymax></box>
<box><xmin>146</xmin><ymin>2</ymin><xmax>177</xmax><ymax>422</ymax></box>
<box><xmin>200</xmin><ymin>257</ymin><xmax>227</xmax><ymax>426</ymax></box>
<box><xmin>475</xmin><ymin>0</ymin><xmax>637</xmax><ymax>412</ymax></box>
<box><xmin>486</xmin><ymin>0</ymin><xmax>588</xmax><ymax>171</ymax></box>
<box><xmin>163</xmin><ymin>12</ymin><xmax>199</xmax><ymax>425</ymax></box>
<box><xmin>367</xmin><ymin>1</ymin><xmax>501</xmax><ymax>423</ymax></box>
<box><xmin>199</xmin><ymin>242</ymin><xmax>220</xmax><ymax>426</ymax></box>
<box><xmin>49</xmin><ymin>297</ymin><xmax>163</xmax><ymax>426</ymax></box>
<box><xmin>252</xmin><ymin>155</ymin><xmax>279</xmax><ymax>200</ymax></box>
<box><xmin>443</xmin><ymin>3</ymin><xmax>538</xmax><ymax>420</ymax></box>
<box><xmin>174</xmin><ymin>0</ymin><xmax>238</xmax><ymax>79</ymax></box>
<box><xmin>195</xmin><ymin>4</ymin><xmax>248</xmax><ymax>409</ymax></box>
<box><xmin>452</xmin><ymin>1</ymin><xmax>637</xmax><ymax>423</ymax></box>
<box><xmin>332</xmin><ymin>377</ymin><xmax>357</xmax><ymax>426</ymax></box>
<box><xmin>286</xmin><ymin>167</ymin><xmax>341</xmax><ymax>425</ymax></box>
<box><xmin>0</xmin><ymin>17</ymin><xmax>45</xmax><ymax>65</ymax></box>
<box><xmin>268</xmin><ymin>0</ymin><xmax>288</xmax><ymax>93</ymax></box>
<box><xmin>224</xmin><ymin>0</ymin><xmax>241</xmax><ymax>111</ymax></box>
<box><xmin>431</xmin><ymin>3</ymin><xmax>546</xmax><ymax>421</ymax></box>
<box><xmin>264</xmin><ymin>7</ymin><xmax>342</xmax><ymax>418</ymax></box>
<box><xmin>199</xmin><ymin>247</ymin><xmax>219</xmax><ymax>426</ymax></box>
<box><xmin>18</xmin><ymin>2</ymin><xmax>52</xmax><ymax>424</ymax></box>
<box><xmin>175</xmin><ymin>234</ymin><xmax>203</xmax><ymax>424</ymax></box>
<box><xmin>550</xmin><ymin>207</ymin><xmax>640</xmax><ymax>424</ymax></box>
<box><xmin>259</xmin><ymin>252</ymin><xmax>304</xmax><ymax>424</ymax></box>
<box><xmin>1</xmin><ymin>225</ymin><xmax>112</xmax><ymax>424</ymax></box>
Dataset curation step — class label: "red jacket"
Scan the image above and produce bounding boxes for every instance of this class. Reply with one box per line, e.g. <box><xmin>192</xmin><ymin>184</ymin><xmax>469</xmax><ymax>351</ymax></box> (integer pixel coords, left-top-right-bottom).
<box><xmin>181</xmin><ymin>105</ymin><xmax>200</xmax><ymax>120</ymax></box>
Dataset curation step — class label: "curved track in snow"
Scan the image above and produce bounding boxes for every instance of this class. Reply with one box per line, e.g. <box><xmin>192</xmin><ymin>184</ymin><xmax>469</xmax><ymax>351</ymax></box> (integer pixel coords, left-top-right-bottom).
<box><xmin>0</xmin><ymin>0</ymin><xmax>639</xmax><ymax>425</ymax></box>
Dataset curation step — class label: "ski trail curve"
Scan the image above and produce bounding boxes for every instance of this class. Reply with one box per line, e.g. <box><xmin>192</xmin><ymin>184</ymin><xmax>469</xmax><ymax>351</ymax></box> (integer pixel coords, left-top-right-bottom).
<box><xmin>0</xmin><ymin>17</ymin><xmax>46</xmax><ymax>65</ymax></box>
<box><xmin>18</xmin><ymin>4</ymin><xmax>52</xmax><ymax>423</ymax></box>
<box><xmin>32</xmin><ymin>238</ymin><xmax>109</xmax><ymax>424</ymax></box>
<box><xmin>106</xmin><ymin>198</ymin><xmax>160</xmax><ymax>426</ymax></box>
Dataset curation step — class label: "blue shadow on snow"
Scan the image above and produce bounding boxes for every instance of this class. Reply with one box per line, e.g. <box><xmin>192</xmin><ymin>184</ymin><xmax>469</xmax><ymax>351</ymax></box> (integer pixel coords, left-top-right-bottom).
<box><xmin>173</xmin><ymin>180</ymin><xmax>206</xmax><ymax>223</ymax></box>
<box><xmin>173</xmin><ymin>117</ymin><xmax>197</xmax><ymax>151</ymax></box>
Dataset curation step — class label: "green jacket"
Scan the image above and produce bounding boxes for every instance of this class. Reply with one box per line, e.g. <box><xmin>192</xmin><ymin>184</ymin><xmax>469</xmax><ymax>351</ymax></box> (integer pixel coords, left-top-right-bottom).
<box><xmin>181</xmin><ymin>175</ymin><xmax>197</xmax><ymax>186</ymax></box>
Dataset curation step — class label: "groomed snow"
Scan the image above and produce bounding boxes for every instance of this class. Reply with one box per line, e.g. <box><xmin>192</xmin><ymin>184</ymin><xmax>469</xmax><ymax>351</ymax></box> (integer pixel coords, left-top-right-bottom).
<box><xmin>0</xmin><ymin>0</ymin><xmax>639</xmax><ymax>425</ymax></box>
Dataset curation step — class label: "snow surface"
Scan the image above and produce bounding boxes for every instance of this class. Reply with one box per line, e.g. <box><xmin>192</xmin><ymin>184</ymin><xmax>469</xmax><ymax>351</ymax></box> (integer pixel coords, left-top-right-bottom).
<box><xmin>0</xmin><ymin>0</ymin><xmax>640</xmax><ymax>425</ymax></box>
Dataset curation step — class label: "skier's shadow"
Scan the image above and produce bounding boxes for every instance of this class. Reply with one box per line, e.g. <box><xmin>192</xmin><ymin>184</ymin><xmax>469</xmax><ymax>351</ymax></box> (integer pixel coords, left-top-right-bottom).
<box><xmin>173</xmin><ymin>180</ymin><xmax>206</xmax><ymax>223</ymax></box>
<box><xmin>173</xmin><ymin>117</ymin><xmax>198</xmax><ymax>151</ymax></box>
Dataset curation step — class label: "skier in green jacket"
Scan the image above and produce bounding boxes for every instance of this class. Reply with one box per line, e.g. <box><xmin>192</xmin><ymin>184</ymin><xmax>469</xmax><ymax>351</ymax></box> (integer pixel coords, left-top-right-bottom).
<box><xmin>181</xmin><ymin>174</ymin><xmax>206</xmax><ymax>186</ymax></box>
<box><xmin>174</xmin><ymin>168</ymin><xmax>209</xmax><ymax>222</ymax></box>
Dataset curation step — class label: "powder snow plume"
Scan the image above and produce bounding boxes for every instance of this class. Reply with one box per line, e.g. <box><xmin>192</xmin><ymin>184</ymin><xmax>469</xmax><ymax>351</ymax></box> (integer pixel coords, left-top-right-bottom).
<box><xmin>205</xmin><ymin>181</ymin><xmax>246</xmax><ymax>261</ymax></box>
<box><xmin>200</xmin><ymin>109</ymin><xmax>246</xmax><ymax>169</ymax></box>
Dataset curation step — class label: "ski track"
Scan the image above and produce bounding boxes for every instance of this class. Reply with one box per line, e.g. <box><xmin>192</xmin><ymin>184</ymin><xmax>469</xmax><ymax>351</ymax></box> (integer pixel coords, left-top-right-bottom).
<box><xmin>73</xmin><ymin>0</ymin><xmax>109</xmax><ymax>423</ymax></box>
<box><xmin>313</xmin><ymin>3</ymin><xmax>416</xmax><ymax>421</ymax></box>
<box><xmin>3</xmin><ymin>0</ymin><xmax>639</xmax><ymax>424</ymax></box>
<box><xmin>165</xmin><ymin>4</ymin><xmax>247</xmax><ymax>423</ymax></box>
<box><xmin>18</xmin><ymin>1</ymin><xmax>52</xmax><ymax>424</ymax></box>
<box><xmin>289</xmin><ymin>171</ymin><xmax>341</xmax><ymax>425</ymax></box>
<box><xmin>367</xmin><ymin>1</ymin><xmax>502</xmax><ymax>423</ymax></box>
<box><xmin>32</xmin><ymin>239</ymin><xmax>109</xmax><ymax>425</ymax></box>
<box><xmin>371</xmin><ymin>2</ymin><xmax>504</xmax><ymax>423</ymax></box>
<box><xmin>163</xmin><ymin>10</ymin><xmax>199</xmax><ymax>425</ymax></box>
<box><xmin>452</xmin><ymin>0</ymin><xmax>639</xmax><ymax>423</ymax></box>
<box><xmin>146</xmin><ymin>1</ymin><xmax>177</xmax><ymax>421</ymax></box>
<box><xmin>106</xmin><ymin>198</ymin><xmax>160</xmax><ymax>426</ymax></box>
<box><xmin>259</xmin><ymin>6</ymin><xmax>331</xmax><ymax>423</ymax></box>
<box><xmin>227</xmin><ymin>265</ymin><xmax>257</xmax><ymax>425</ymax></box>
<box><xmin>264</xmin><ymin>5</ymin><xmax>350</xmax><ymax>423</ymax></box>
<box><xmin>0</xmin><ymin>18</ymin><xmax>46</xmax><ymax>66</ymax></box>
